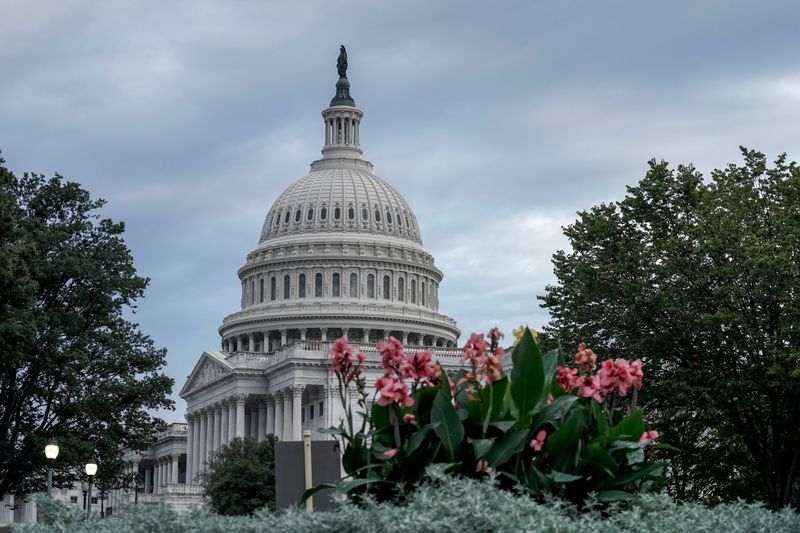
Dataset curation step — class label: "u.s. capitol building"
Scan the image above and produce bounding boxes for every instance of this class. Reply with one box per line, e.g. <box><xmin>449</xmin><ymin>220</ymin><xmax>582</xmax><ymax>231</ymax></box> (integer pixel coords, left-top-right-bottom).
<box><xmin>106</xmin><ymin>49</ymin><xmax>466</xmax><ymax>511</ymax></box>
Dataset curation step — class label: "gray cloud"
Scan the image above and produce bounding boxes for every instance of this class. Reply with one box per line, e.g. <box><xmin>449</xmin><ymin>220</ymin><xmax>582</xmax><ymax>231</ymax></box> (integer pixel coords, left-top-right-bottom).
<box><xmin>2</xmin><ymin>0</ymin><xmax>799</xmax><ymax>420</ymax></box>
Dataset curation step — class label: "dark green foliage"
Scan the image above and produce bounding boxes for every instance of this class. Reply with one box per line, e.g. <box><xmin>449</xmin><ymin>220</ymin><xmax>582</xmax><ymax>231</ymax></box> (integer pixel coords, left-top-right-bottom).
<box><xmin>540</xmin><ymin>148</ymin><xmax>800</xmax><ymax>509</ymax></box>
<box><xmin>202</xmin><ymin>436</ymin><xmax>276</xmax><ymax>515</ymax></box>
<box><xmin>0</xmin><ymin>153</ymin><xmax>173</xmax><ymax>497</ymax></box>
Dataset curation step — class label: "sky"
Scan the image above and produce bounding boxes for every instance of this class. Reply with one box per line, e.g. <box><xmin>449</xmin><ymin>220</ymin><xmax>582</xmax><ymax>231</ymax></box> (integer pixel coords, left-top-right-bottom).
<box><xmin>2</xmin><ymin>1</ymin><xmax>800</xmax><ymax>421</ymax></box>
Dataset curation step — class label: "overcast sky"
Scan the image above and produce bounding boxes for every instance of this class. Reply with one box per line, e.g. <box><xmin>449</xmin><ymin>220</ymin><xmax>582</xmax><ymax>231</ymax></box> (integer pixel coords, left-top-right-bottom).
<box><xmin>2</xmin><ymin>1</ymin><xmax>799</xmax><ymax>421</ymax></box>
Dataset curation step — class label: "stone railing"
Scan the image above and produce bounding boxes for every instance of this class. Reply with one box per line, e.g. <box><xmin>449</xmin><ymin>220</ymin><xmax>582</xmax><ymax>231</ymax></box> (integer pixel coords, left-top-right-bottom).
<box><xmin>220</xmin><ymin>301</ymin><xmax>458</xmax><ymax>329</ymax></box>
<box><xmin>161</xmin><ymin>483</ymin><xmax>204</xmax><ymax>496</ymax></box>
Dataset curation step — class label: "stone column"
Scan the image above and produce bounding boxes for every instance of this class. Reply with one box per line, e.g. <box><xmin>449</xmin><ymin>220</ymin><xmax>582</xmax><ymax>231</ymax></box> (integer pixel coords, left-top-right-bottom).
<box><xmin>205</xmin><ymin>409</ymin><xmax>213</xmax><ymax>468</ymax></box>
<box><xmin>363</xmin><ymin>328</ymin><xmax>371</xmax><ymax>343</ymax></box>
<box><xmin>228</xmin><ymin>399</ymin><xmax>236</xmax><ymax>442</ymax></box>
<box><xmin>248</xmin><ymin>332</ymin><xmax>255</xmax><ymax>351</ymax></box>
<box><xmin>292</xmin><ymin>386</ymin><xmax>304</xmax><ymax>441</ymax></box>
<box><xmin>198</xmin><ymin>410</ymin><xmax>208</xmax><ymax>475</ymax></box>
<box><xmin>185</xmin><ymin>413</ymin><xmax>194</xmax><ymax>483</ymax></box>
<box><xmin>235</xmin><ymin>395</ymin><xmax>246</xmax><ymax>438</ymax></box>
<box><xmin>193</xmin><ymin>414</ymin><xmax>202</xmax><ymax>481</ymax></box>
<box><xmin>262</xmin><ymin>331</ymin><xmax>270</xmax><ymax>352</ymax></box>
<box><xmin>258</xmin><ymin>401</ymin><xmax>267</xmax><ymax>442</ymax></box>
<box><xmin>299</xmin><ymin>328</ymin><xmax>307</xmax><ymax>341</ymax></box>
<box><xmin>172</xmin><ymin>454</ymin><xmax>180</xmax><ymax>484</ymax></box>
<box><xmin>342</xmin><ymin>328</ymin><xmax>349</xmax><ymax>340</ymax></box>
<box><xmin>144</xmin><ymin>467</ymin><xmax>152</xmax><ymax>494</ymax></box>
<box><xmin>153</xmin><ymin>462</ymin><xmax>160</xmax><ymax>494</ymax></box>
<box><xmin>321</xmin><ymin>328</ymin><xmax>328</xmax><ymax>341</ymax></box>
<box><xmin>280</xmin><ymin>329</ymin><xmax>287</xmax><ymax>346</ymax></box>
<box><xmin>266</xmin><ymin>395</ymin><xmax>276</xmax><ymax>436</ymax></box>
<box><xmin>221</xmin><ymin>401</ymin><xmax>229</xmax><ymax>445</ymax></box>
<box><xmin>212</xmin><ymin>405</ymin><xmax>221</xmax><ymax>455</ymax></box>
<box><xmin>402</xmin><ymin>331</ymin><xmax>409</xmax><ymax>345</ymax></box>
<box><xmin>274</xmin><ymin>391</ymin><xmax>284</xmax><ymax>440</ymax></box>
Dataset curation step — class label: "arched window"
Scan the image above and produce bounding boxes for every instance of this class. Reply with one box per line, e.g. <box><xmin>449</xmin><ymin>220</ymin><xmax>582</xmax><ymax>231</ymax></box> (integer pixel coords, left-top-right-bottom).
<box><xmin>283</xmin><ymin>275</ymin><xmax>290</xmax><ymax>299</ymax></box>
<box><xmin>397</xmin><ymin>212</ymin><xmax>403</xmax><ymax>226</ymax></box>
<box><xmin>422</xmin><ymin>281</ymin><xmax>426</xmax><ymax>306</ymax></box>
<box><xmin>383</xmin><ymin>275</ymin><xmax>391</xmax><ymax>300</ymax></box>
<box><xmin>299</xmin><ymin>274</ymin><xmax>306</xmax><ymax>298</ymax></box>
<box><xmin>332</xmin><ymin>273</ymin><xmax>340</xmax><ymax>297</ymax></box>
<box><xmin>348</xmin><ymin>207</ymin><xmax>355</xmax><ymax>220</ymax></box>
<box><xmin>270</xmin><ymin>276</ymin><xmax>277</xmax><ymax>301</ymax></box>
<box><xmin>386</xmin><ymin>211</ymin><xmax>393</xmax><ymax>224</ymax></box>
<box><xmin>315</xmin><ymin>273</ymin><xmax>323</xmax><ymax>297</ymax></box>
<box><xmin>375</xmin><ymin>209</ymin><xmax>382</xmax><ymax>222</ymax></box>
<box><xmin>367</xmin><ymin>274</ymin><xmax>375</xmax><ymax>298</ymax></box>
<box><xmin>260</xmin><ymin>278</ymin><xmax>265</xmax><ymax>302</ymax></box>
<box><xmin>361</xmin><ymin>207</ymin><xmax>368</xmax><ymax>220</ymax></box>
<box><xmin>334</xmin><ymin>207</ymin><xmax>341</xmax><ymax>220</ymax></box>
<box><xmin>405</xmin><ymin>215</ymin><xmax>410</xmax><ymax>227</ymax></box>
<box><xmin>273</xmin><ymin>213</ymin><xmax>280</xmax><ymax>227</ymax></box>
<box><xmin>411</xmin><ymin>279</ymin><xmax>416</xmax><ymax>304</ymax></box>
<box><xmin>294</xmin><ymin>209</ymin><xmax>301</xmax><ymax>222</ymax></box>
<box><xmin>250</xmin><ymin>279</ymin><xmax>255</xmax><ymax>305</ymax></box>
<box><xmin>284</xmin><ymin>211</ymin><xmax>290</xmax><ymax>224</ymax></box>
<box><xmin>307</xmin><ymin>207</ymin><xmax>314</xmax><ymax>221</ymax></box>
<box><xmin>321</xmin><ymin>207</ymin><xmax>327</xmax><ymax>220</ymax></box>
<box><xmin>398</xmin><ymin>277</ymin><xmax>404</xmax><ymax>301</ymax></box>
<box><xmin>349</xmin><ymin>273</ymin><xmax>358</xmax><ymax>297</ymax></box>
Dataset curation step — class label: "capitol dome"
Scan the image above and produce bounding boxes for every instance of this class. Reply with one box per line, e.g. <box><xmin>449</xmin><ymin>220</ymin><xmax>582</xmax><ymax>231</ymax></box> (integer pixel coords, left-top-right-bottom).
<box><xmin>217</xmin><ymin>60</ymin><xmax>460</xmax><ymax>352</ymax></box>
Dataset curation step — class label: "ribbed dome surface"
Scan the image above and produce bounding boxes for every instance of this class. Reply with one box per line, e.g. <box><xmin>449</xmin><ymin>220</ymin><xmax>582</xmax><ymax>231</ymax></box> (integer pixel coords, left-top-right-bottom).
<box><xmin>259</xmin><ymin>167</ymin><xmax>423</xmax><ymax>245</ymax></box>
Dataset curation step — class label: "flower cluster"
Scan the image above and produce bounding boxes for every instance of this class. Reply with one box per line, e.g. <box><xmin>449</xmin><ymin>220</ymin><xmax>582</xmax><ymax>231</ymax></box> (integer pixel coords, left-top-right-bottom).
<box><xmin>328</xmin><ymin>338</ymin><xmax>366</xmax><ymax>386</ymax></box>
<box><xmin>556</xmin><ymin>344</ymin><xmax>643</xmax><ymax>403</ymax></box>
<box><xmin>461</xmin><ymin>331</ymin><xmax>505</xmax><ymax>385</ymax></box>
<box><xmin>375</xmin><ymin>336</ymin><xmax>442</xmax><ymax>408</ymax></box>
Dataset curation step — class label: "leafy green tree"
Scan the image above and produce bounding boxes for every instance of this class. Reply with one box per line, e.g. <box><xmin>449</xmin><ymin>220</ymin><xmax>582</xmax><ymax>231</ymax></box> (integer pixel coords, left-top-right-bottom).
<box><xmin>0</xmin><ymin>153</ymin><xmax>173</xmax><ymax>497</ymax></box>
<box><xmin>540</xmin><ymin>148</ymin><xmax>800</xmax><ymax>509</ymax></box>
<box><xmin>203</xmin><ymin>436</ymin><xmax>277</xmax><ymax>515</ymax></box>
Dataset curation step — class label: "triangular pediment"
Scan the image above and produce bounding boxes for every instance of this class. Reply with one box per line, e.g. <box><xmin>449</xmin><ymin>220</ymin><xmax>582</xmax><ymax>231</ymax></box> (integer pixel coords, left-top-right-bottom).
<box><xmin>179</xmin><ymin>351</ymin><xmax>233</xmax><ymax>397</ymax></box>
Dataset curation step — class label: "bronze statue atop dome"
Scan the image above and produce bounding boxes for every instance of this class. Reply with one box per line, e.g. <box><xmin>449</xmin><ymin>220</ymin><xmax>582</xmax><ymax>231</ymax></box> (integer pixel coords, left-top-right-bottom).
<box><xmin>337</xmin><ymin>45</ymin><xmax>348</xmax><ymax>79</ymax></box>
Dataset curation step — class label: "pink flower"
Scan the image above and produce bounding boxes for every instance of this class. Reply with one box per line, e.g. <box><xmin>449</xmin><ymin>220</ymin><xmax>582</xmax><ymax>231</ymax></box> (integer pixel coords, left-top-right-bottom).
<box><xmin>575</xmin><ymin>343</ymin><xmax>598</xmax><ymax>372</ymax></box>
<box><xmin>629</xmin><ymin>359</ymin><xmax>643</xmax><ymax>389</ymax></box>
<box><xmin>403</xmin><ymin>413</ymin><xmax>417</xmax><ymax>426</ymax></box>
<box><xmin>577</xmin><ymin>375</ymin><xmax>603</xmax><ymax>403</ymax></box>
<box><xmin>488</xmin><ymin>327</ymin><xmax>503</xmax><ymax>344</ymax></box>
<box><xmin>328</xmin><ymin>337</ymin><xmax>355</xmax><ymax>373</ymax></box>
<box><xmin>462</xmin><ymin>333</ymin><xmax>488</xmax><ymax>365</ymax></box>
<box><xmin>598</xmin><ymin>358</ymin><xmax>644</xmax><ymax>397</ymax></box>
<box><xmin>403</xmin><ymin>351</ymin><xmax>441</xmax><ymax>381</ymax></box>
<box><xmin>529</xmin><ymin>430</ymin><xmax>547</xmax><ymax>452</ymax></box>
<box><xmin>475</xmin><ymin>459</ymin><xmax>492</xmax><ymax>473</ymax></box>
<box><xmin>546</xmin><ymin>394</ymin><xmax>554</xmax><ymax>405</ymax></box>
<box><xmin>482</xmin><ymin>349</ymin><xmax>504</xmax><ymax>384</ymax></box>
<box><xmin>384</xmin><ymin>448</ymin><xmax>398</xmax><ymax>459</ymax></box>
<box><xmin>556</xmin><ymin>367</ymin><xmax>579</xmax><ymax>391</ymax></box>
<box><xmin>376</xmin><ymin>374</ymin><xmax>414</xmax><ymax>407</ymax></box>
<box><xmin>377</xmin><ymin>336</ymin><xmax>406</xmax><ymax>372</ymax></box>
<box><xmin>640</xmin><ymin>430</ymin><xmax>659</xmax><ymax>444</ymax></box>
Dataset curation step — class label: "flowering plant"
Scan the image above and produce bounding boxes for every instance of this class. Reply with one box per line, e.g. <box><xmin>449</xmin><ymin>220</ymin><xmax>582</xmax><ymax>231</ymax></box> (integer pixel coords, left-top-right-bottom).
<box><xmin>310</xmin><ymin>328</ymin><xmax>667</xmax><ymax>505</ymax></box>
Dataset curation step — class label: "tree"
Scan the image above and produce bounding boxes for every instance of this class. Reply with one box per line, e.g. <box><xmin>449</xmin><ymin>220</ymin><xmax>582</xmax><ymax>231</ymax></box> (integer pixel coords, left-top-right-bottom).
<box><xmin>202</xmin><ymin>436</ymin><xmax>276</xmax><ymax>515</ymax></box>
<box><xmin>540</xmin><ymin>148</ymin><xmax>800</xmax><ymax>509</ymax></box>
<box><xmin>0</xmin><ymin>153</ymin><xmax>174</xmax><ymax>497</ymax></box>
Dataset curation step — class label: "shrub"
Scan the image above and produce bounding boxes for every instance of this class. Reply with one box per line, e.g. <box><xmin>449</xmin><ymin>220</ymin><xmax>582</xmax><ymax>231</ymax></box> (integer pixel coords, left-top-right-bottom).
<box><xmin>19</xmin><ymin>475</ymin><xmax>800</xmax><ymax>532</ymax></box>
<box><xmin>314</xmin><ymin>327</ymin><xmax>667</xmax><ymax>505</ymax></box>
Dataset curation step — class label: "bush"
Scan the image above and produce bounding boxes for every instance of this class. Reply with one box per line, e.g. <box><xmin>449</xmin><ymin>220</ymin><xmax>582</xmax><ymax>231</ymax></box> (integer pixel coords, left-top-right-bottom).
<box><xmin>18</xmin><ymin>475</ymin><xmax>800</xmax><ymax>532</ymax></box>
<box><xmin>317</xmin><ymin>328</ymin><xmax>666</xmax><ymax>505</ymax></box>
<box><xmin>202</xmin><ymin>436</ymin><xmax>276</xmax><ymax>515</ymax></box>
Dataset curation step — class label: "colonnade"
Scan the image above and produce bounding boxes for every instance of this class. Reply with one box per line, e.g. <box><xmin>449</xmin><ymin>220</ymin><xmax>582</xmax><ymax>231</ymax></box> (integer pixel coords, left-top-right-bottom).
<box><xmin>186</xmin><ymin>386</ymin><xmax>313</xmax><ymax>483</ymax></box>
<box><xmin>221</xmin><ymin>327</ymin><xmax>455</xmax><ymax>353</ymax></box>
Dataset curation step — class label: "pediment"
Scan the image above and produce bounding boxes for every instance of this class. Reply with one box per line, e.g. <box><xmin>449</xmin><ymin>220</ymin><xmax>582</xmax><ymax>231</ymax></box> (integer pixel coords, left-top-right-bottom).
<box><xmin>179</xmin><ymin>352</ymin><xmax>233</xmax><ymax>397</ymax></box>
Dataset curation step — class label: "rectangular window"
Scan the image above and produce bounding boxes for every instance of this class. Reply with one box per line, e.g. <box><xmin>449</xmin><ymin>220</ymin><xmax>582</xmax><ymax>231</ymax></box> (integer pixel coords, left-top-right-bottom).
<box><xmin>310</xmin><ymin>404</ymin><xmax>315</xmax><ymax>419</ymax></box>
<box><xmin>319</xmin><ymin>401</ymin><xmax>324</xmax><ymax>416</ymax></box>
<box><xmin>70</xmin><ymin>496</ymin><xmax>78</xmax><ymax>504</ymax></box>
<box><xmin>91</xmin><ymin>497</ymin><xmax>98</xmax><ymax>504</ymax></box>
<box><xmin>302</xmin><ymin>407</ymin><xmax>305</xmax><ymax>423</ymax></box>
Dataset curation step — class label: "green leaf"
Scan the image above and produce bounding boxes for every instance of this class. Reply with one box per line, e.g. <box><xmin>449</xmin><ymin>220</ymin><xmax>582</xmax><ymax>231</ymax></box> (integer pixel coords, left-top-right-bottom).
<box><xmin>510</xmin><ymin>327</ymin><xmax>545</xmax><ymax>422</ymax></box>
<box><xmin>596</xmin><ymin>490</ymin><xmax>636</xmax><ymax>502</ymax></box>
<box><xmin>532</xmin><ymin>395</ymin><xmax>579</xmax><ymax>428</ymax></box>
<box><xmin>405</xmin><ymin>423</ymin><xmax>438</xmax><ymax>457</ymax></box>
<box><xmin>590</xmin><ymin>401</ymin><xmax>609</xmax><ymax>444</ymax></box>
<box><xmin>468</xmin><ymin>437</ymin><xmax>495</xmax><ymax>459</ymax></box>
<box><xmin>413</xmin><ymin>385</ymin><xmax>440</xmax><ymax>427</ymax></box>
<box><xmin>371</xmin><ymin>403</ymin><xmax>391</xmax><ymax>432</ymax></box>
<box><xmin>482</xmin><ymin>377</ymin><xmax>509</xmax><ymax>434</ymax></box>
<box><xmin>610</xmin><ymin>462</ymin><xmax>664</xmax><ymax>487</ymax></box>
<box><xmin>626</xmin><ymin>448</ymin><xmax>645</xmax><ymax>465</ymax></box>
<box><xmin>609</xmin><ymin>408</ymin><xmax>645</xmax><ymax>442</ymax></box>
<box><xmin>540</xmin><ymin>348</ymin><xmax>560</xmax><ymax>406</ymax></box>
<box><xmin>491</xmin><ymin>420</ymin><xmax>516</xmax><ymax>433</ymax></box>
<box><xmin>581</xmin><ymin>442</ymin><xmax>618</xmax><ymax>476</ymax></box>
<box><xmin>550</xmin><ymin>470</ymin><xmax>583</xmax><ymax>483</ymax></box>
<box><xmin>431</xmin><ymin>391</ymin><xmax>464</xmax><ymax>462</ymax></box>
<box><xmin>485</xmin><ymin>428</ymin><xmax>529</xmax><ymax>467</ymax></box>
<box><xmin>545</xmin><ymin>405</ymin><xmax>587</xmax><ymax>454</ymax></box>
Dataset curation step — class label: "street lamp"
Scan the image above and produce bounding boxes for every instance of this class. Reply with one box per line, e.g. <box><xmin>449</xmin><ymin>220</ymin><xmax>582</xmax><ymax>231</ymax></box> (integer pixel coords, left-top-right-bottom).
<box><xmin>85</xmin><ymin>460</ymin><xmax>97</xmax><ymax>517</ymax></box>
<box><xmin>44</xmin><ymin>440</ymin><xmax>59</xmax><ymax>496</ymax></box>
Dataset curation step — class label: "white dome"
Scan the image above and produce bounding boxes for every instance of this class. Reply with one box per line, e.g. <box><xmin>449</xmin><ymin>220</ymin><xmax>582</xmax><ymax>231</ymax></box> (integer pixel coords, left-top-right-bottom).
<box><xmin>259</xmin><ymin>167</ymin><xmax>423</xmax><ymax>246</ymax></box>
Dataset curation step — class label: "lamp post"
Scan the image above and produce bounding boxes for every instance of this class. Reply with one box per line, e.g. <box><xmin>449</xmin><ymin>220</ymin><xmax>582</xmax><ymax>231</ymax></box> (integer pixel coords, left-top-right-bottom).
<box><xmin>44</xmin><ymin>440</ymin><xmax>59</xmax><ymax>496</ymax></box>
<box><xmin>85</xmin><ymin>460</ymin><xmax>97</xmax><ymax>517</ymax></box>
